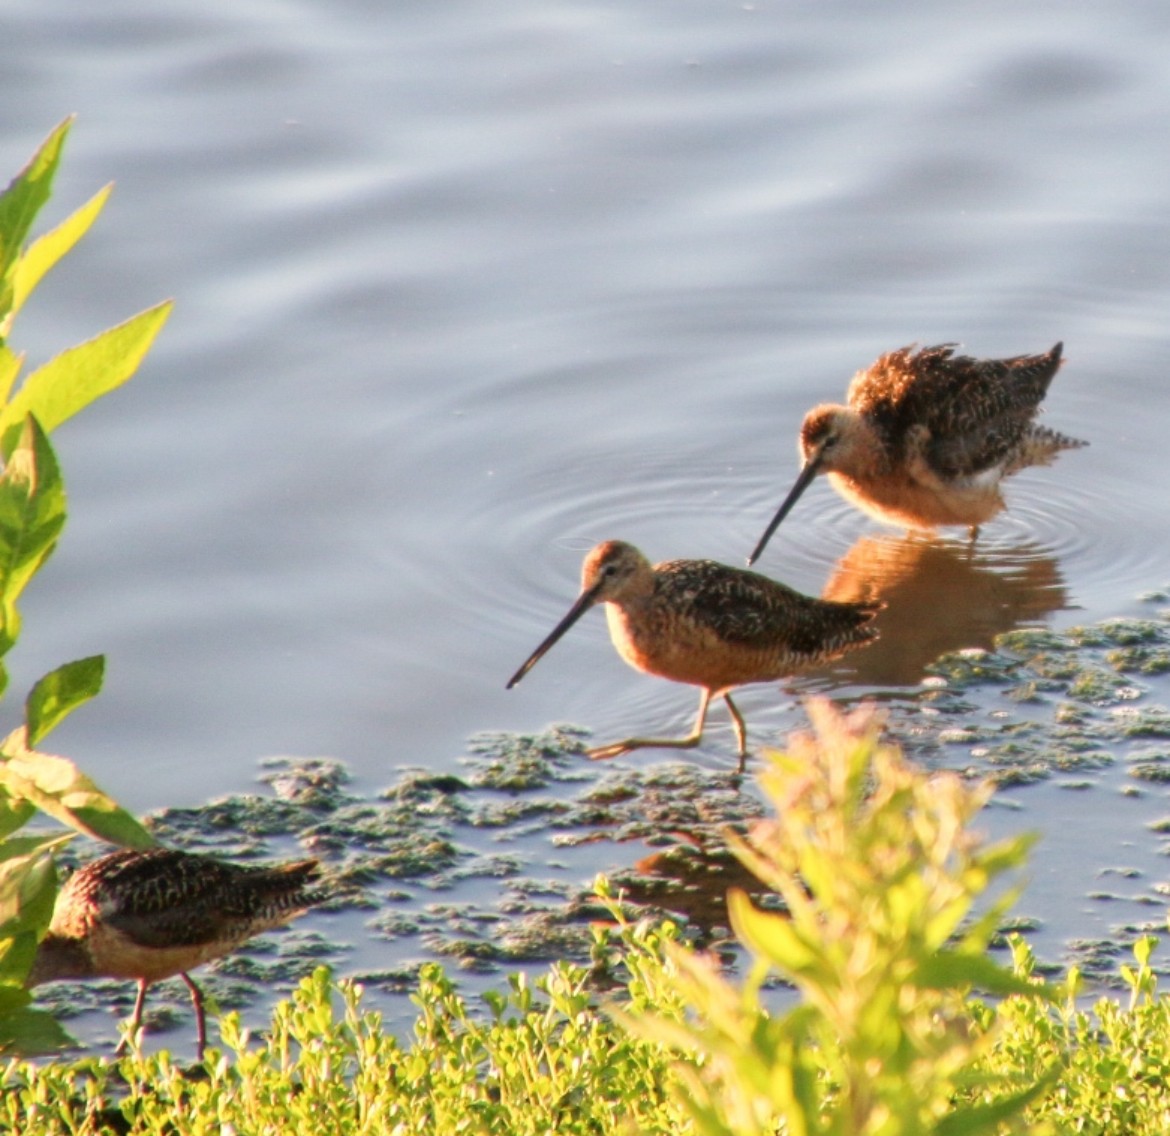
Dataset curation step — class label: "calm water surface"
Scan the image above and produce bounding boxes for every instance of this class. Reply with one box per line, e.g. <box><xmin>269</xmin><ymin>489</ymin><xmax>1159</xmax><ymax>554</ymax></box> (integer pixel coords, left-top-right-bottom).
<box><xmin>4</xmin><ymin>0</ymin><xmax>1170</xmax><ymax>1042</ymax></box>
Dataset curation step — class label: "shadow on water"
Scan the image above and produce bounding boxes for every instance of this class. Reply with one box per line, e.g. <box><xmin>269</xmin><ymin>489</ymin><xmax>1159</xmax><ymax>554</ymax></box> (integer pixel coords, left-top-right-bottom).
<box><xmin>819</xmin><ymin>532</ymin><xmax>1073</xmax><ymax>686</ymax></box>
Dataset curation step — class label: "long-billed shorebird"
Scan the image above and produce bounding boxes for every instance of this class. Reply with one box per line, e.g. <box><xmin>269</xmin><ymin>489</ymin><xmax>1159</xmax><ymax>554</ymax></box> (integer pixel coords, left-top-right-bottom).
<box><xmin>27</xmin><ymin>848</ymin><xmax>325</xmax><ymax>1059</ymax></box>
<box><xmin>507</xmin><ymin>540</ymin><xmax>880</xmax><ymax>770</ymax></box>
<box><xmin>747</xmin><ymin>342</ymin><xmax>1087</xmax><ymax>564</ymax></box>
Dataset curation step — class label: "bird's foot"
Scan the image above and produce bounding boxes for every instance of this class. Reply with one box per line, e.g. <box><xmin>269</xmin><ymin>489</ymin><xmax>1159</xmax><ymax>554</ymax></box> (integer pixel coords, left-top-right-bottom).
<box><xmin>586</xmin><ymin>735</ymin><xmax>702</xmax><ymax>761</ymax></box>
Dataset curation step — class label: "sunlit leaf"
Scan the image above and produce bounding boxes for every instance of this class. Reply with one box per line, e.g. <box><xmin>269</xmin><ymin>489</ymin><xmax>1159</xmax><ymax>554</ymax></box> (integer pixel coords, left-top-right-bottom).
<box><xmin>973</xmin><ymin>833</ymin><xmax>1037</xmax><ymax>877</ymax></box>
<box><xmin>9</xmin><ymin>184</ymin><xmax>112</xmax><ymax>324</ymax></box>
<box><xmin>2</xmin><ymin>851</ymin><xmax>69</xmax><ymax>989</ymax></box>
<box><xmin>0</xmin><ymin>833</ymin><xmax>64</xmax><ymax>942</ymax></box>
<box><xmin>727</xmin><ymin>888</ymin><xmax>819</xmax><ymax>973</ymax></box>
<box><xmin>1134</xmin><ymin>934</ymin><xmax>1156</xmax><ymax>967</ymax></box>
<box><xmin>25</xmin><ymin>655</ymin><xmax>105</xmax><ymax>747</ymax></box>
<box><xmin>0</xmin><ymin>343</ymin><xmax>22</xmax><ymax>406</ymax></box>
<box><xmin>0</xmin><ymin>118</ymin><xmax>73</xmax><ymax>324</ymax></box>
<box><xmin>0</xmin><ymin>727</ymin><xmax>155</xmax><ymax>850</ymax></box>
<box><xmin>0</xmin><ymin>416</ymin><xmax>65</xmax><ymax>656</ymax></box>
<box><xmin>0</xmin><ymin>300</ymin><xmax>173</xmax><ymax>456</ymax></box>
<box><xmin>0</xmin><ymin>832</ymin><xmax>73</xmax><ymax>865</ymax></box>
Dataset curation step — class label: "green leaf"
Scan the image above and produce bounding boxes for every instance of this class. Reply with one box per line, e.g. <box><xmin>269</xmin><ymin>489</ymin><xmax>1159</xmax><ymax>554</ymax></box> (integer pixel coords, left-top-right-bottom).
<box><xmin>25</xmin><ymin>655</ymin><xmax>105</xmax><ymax>747</ymax></box>
<box><xmin>1133</xmin><ymin>934</ymin><xmax>1156</xmax><ymax>967</ymax></box>
<box><xmin>0</xmin><ymin>1005</ymin><xmax>75</xmax><ymax>1055</ymax></box>
<box><xmin>0</xmin><ymin>344</ymin><xmax>22</xmax><ymax>406</ymax></box>
<box><xmin>0</xmin><ymin>833</ymin><xmax>69</xmax><ymax>865</ymax></box>
<box><xmin>0</xmin><ymin>118</ymin><xmax>73</xmax><ymax>319</ymax></box>
<box><xmin>0</xmin><ymin>300</ymin><xmax>173</xmax><ymax>456</ymax></box>
<box><xmin>0</xmin><ymin>984</ymin><xmax>31</xmax><ymax>1014</ymax></box>
<box><xmin>0</xmin><ymin>833</ymin><xmax>71</xmax><ymax>984</ymax></box>
<box><xmin>0</xmin><ymin>416</ymin><xmax>66</xmax><ymax>656</ymax></box>
<box><xmin>934</xmin><ymin>1066</ymin><xmax>1062</xmax><ymax>1136</ymax></box>
<box><xmin>0</xmin><ymin>790</ymin><xmax>35</xmax><ymax>840</ymax></box>
<box><xmin>727</xmin><ymin>887</ymin><xmax>820</xmax><ymax>973</ymax></box>
<box><xmin>0</xmin><ymin>833</ymin><xmax>64</xmax><ymax>943</ymax></box>
<box><xmin>915</xmin><ymin>949</ymin><xmax>1058</xmax><ymax>1001</ymax></box>
<box><xmin>0</xmin><ymin>930</ymin><xmax>39</xmax><ymax>986</ymax></box>
<box><xmin>972</xmin><ymin>832</ymin><xmax>1037</xmax><ymax>878</ymax></box>
<box><xmin>8</xmin><ymin>184</ymin><xmax>112</xmax><ymax>324</ymax></box>
<box><xmin>0</xmin><ymin>727</ymin><xmax>155</xmax><ymax>850</ymax></box>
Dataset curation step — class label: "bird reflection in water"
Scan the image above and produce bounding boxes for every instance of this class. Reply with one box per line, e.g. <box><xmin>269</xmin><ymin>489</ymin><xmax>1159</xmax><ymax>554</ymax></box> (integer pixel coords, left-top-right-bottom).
<box><xmin>619</xmin><ymin>836</ymin><xmax>766</xmax><ymax>936</ymax></box>
<box><xmin>815</xmin><ymin>532</ymin><xmax>1070</xmax><ymax>687</ymax></box>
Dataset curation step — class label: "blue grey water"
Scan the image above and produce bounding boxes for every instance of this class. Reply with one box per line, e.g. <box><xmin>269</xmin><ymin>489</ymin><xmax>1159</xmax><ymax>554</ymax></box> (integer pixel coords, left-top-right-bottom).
<box><xmin>4</xmin><ymin>0</ymin><xmax>1170</xmax><ymax>1042</ymax></box>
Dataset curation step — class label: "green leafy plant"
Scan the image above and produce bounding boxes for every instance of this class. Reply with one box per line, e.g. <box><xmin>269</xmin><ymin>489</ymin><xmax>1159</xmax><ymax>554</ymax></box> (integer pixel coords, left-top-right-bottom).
<box><xmin>962</xmin><ymin>934</ymin><xmax>1170</xmax><ymax>1135</ymax></box>
<box><xmin>9</xmin><ymin>707</ymin><xmax>1170</xmax><ymax>1131</ymax></box>
<box><xmin>631</xmin><ymin>700</ymin><xmax>1059</xmax><ymax>1136</ymax></box>
<box><xmin>0</xmin><ymin>954</ymin><xmax>689</xmax><ymax>1136</ymax></box>
<box><xmin>0</xmin><ymin>120</ymin><xmax>170</xmax><ymax>1052</ymax></box>
<box><xmin>9</xmin><ymin>936</ymin><xmax>1170</xmax><ymax>1135</ymax></box>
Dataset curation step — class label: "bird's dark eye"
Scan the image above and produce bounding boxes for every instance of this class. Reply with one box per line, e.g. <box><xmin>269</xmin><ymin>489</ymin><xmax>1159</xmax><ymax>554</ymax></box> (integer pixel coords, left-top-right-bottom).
<box><xmin>602</xmin><ymin>563</ymin><xmax>618</xmax><ymax>577</ymax></box>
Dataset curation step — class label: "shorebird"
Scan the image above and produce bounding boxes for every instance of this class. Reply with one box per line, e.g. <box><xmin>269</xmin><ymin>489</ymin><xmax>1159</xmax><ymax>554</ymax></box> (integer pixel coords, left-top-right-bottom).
<box><xmin>27</xmin><ymin>848</ymin><xmax>324</xmax><ymax>1059</ymax></box>
<box><xmin>506</xmin><ymin>540</ymin><xmax>880</xmax><ymax>770</ymax></box>
<box><xmin>747</xmin><ymin>342</ymin><xmax>1086</xmax><ymax>564</ymax></box>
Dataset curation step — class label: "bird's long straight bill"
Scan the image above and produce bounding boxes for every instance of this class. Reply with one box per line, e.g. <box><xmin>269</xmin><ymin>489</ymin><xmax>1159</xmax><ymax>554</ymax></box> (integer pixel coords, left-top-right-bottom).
<box><xmin>506</xmin><ymin>584</ymin><xmax>601</xmax><ymax>689</ymax></box>
<box><xmin>747</xmin><ymin>452</ymin><xmax>823</xmax><ymax>566</ymax></box>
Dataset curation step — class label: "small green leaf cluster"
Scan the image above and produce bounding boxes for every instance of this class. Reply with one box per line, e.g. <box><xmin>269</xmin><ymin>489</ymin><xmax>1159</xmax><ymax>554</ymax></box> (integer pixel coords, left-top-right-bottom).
<box><xmin>2</xmin><ymin>942</ymin><xmax>690</xmax><ymax>1136</ymax></box>
<box><xmin>0</xmin><ymin>121</ymin><xmax>171</xmax><ymax>1053</ymax></box>
<box><xmin>963</xmin><ymin>935</ymin><xmax>1170</xmax><ymax>1135</ymax></box>
<box><xmin>9</xmin><ymin>932</ymin><xmax>1170</xmax><ymax>1134</ymax></box>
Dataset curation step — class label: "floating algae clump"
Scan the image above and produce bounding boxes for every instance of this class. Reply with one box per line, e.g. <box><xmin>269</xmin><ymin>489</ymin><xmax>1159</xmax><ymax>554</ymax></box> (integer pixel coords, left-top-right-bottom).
<box><xmin>260</xmin><ymin>757</ymin><xmax>351</xmax><ymax>808</ymax></box>
<box><xmin>994</xmin><ymin>628</ymin><xmax>1071</xmax><ymax>654</ymax></box>
<box><xmin>1110</xmin><ymin>706</ymin><xmax>1170</xmax><ymax>738</ymax></box>
<box><xmin>925</xmin><ymin>648</ymin><xmax>1018</xmax><ymax>687</ymax></box>
<box><xmin>896</xmin><ymin>601</ymin><xmax>1170</xmax><ymax>788</ymax></box>
<box><xmin>1127</xmin><ymin>748</ymin><xmax>1170</xmax><ymax>783</ymax></box>
<box><xmin>1066</xmin><ymin>666</ymin><xmax>1137</xmax><ymax>703</ymax></box>
<box><xmin>1107</xmin><ymin>645</ymin><xmax>1170</xmax><ymax>674</ymax></box>
<box><xmin>465</xmin><ymin>726</ymin><xmax>589</xmax><ymax>790</ymax></box>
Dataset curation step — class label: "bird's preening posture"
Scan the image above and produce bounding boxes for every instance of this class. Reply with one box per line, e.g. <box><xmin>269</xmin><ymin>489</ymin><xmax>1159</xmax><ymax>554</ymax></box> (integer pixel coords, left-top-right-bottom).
<box><xmin>27</xmin><ymin>848</ymin><xmax>325</xmax><ymax>1059</ymax></box>
<box><xmin>507</xmin><ymin>540</ymin><xmax>880</xmax><ymax>770</ymax></box>
<box><xmin>748</xmin><ymin>342</ymin><xmax>1087</xmax><ymax>564</ymax></box>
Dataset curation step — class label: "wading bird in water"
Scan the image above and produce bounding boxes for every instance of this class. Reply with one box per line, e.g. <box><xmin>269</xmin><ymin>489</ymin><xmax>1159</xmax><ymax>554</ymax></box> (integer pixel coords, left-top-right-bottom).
<box><xmin>27</xmin><ymin>848</ymin><xmax>325</xmax><ymax>1059</ymax></box>
<box><xmin>507</xmin><ymin>540</ymin><xmax>880</xmax><ymax>771</ymax></box>
<box><xmin>747</xmin><ymin>342</ymin><xmax>1086</xmax><ymax>564</ymax></box>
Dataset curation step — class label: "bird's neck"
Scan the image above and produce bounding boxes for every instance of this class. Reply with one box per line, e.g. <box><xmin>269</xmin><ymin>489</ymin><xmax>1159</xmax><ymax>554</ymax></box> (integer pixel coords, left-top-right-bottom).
<box><xmin>602</xmin><ymin>575</ymin><xmax>656</xmax><ymax>614</ymax></box>
<box><xmin>26</xmin><ymin>934</ymin><xmax>95</xmax><ymax>987</ymax></box>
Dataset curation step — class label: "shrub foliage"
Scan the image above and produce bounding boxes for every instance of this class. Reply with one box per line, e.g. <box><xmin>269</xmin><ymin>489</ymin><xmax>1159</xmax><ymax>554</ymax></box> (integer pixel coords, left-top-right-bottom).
<box><xmin>0</xmin><ymin>120</ymin><xmax>170</xmax><ymax>1052</ymax></box>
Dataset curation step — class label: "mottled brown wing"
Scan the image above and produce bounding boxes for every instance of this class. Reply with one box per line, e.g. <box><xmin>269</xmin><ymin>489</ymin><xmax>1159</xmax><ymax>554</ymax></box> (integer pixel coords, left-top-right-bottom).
<box><xmin>83</xmin><ymin>850</ymin><xmax>236</xmax><ymax>948</ymax></box>
<box><xmin>656</xmin><ymin>561</ymin><xmax>878</xmax><ymax>662</ymax></box>
<box><xmin>851</xmin><ymin>343</ymin><xmax>1063</xmax><ymax>479</ymax></box>
<box><xmin>98</xmin><ymin>850</ymin><xmax>318</xmax><ymax>950</ymax></box>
